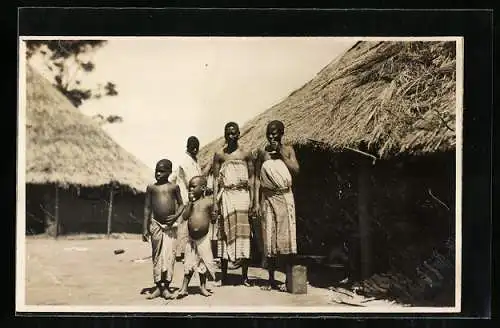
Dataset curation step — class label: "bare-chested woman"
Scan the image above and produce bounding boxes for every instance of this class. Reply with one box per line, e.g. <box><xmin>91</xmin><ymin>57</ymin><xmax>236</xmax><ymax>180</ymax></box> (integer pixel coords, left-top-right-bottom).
<box><xmin>212</xmin><ymin>122</ymin><xmax>256</xmax><ymax>286</ymax></box>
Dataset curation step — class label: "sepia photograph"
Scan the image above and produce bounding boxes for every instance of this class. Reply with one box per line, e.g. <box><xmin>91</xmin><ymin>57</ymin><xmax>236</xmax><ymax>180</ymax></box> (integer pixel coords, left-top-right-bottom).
<box><xmin>17</xmin><ymin>36</ymin><xmax>463</xmax><ymax>313</ymax></box>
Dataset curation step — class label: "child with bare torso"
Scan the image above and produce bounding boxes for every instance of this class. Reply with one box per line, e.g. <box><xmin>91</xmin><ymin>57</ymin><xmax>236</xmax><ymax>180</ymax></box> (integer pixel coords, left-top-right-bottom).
<box><xmin>177</xmin><ymin>176</ymin><xmax>217</xmax><ymax>299</ymax></box>
<box><xmin>143</xmin><ymin>159</ymin><xmax>184</xmax><ymax>300</ymax></box>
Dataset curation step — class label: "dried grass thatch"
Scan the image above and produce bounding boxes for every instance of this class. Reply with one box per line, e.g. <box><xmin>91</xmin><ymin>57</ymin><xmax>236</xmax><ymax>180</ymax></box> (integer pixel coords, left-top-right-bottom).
<box><xmin>352</xmin><ymin>235</ymin><xmax>456</xmax><ymax>306</ymax></box>
<box><xmin>24</xmin><ymin>64</ymin><xmax>152</xmax><ymax>193</ymax></box>
<box><xmin>199</xmin><ymin>41</ymin><xmax>457</xmax><ymax>166</ymax></box>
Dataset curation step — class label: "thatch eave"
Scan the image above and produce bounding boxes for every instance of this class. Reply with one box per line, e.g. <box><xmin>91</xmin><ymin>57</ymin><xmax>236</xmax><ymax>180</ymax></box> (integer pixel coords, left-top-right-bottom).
<box><xmin>198</xmin><ymin>40</ymin><xmax>457</xmax><ymax>167</ymax></box>
<box><xmin>25</xmin><ymin>179</ymin><xmax>147</xmax><ymax>195</ymax></box>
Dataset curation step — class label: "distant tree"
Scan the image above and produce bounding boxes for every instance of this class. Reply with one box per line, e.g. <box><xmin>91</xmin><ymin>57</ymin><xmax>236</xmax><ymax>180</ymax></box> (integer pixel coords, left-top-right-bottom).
<box><xmin>25</xmin><ymin>40</ymin><xmax>122</xmax><ymax>123</ymax></box>
<box><xmin>91</xmin><ymin>114</ymin><xmax>124</xmax><ymax>126</ymax></box>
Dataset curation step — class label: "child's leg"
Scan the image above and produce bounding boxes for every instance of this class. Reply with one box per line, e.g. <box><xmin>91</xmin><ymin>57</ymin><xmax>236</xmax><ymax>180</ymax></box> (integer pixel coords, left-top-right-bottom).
<box><xmin>177</xmin><ymin>272</ymin><xmax>192</xmax><ymax>299</ymax></box>
<box><xmin>148</xmin><ymin>227</ymin><xmax>164</xmax><ymax>299</ymax></box>
<box><xmin>199</xmin><ymin>273</ymin><xmax>212</xmax><ymax>297</ymax></box>
<box><xmin>161</xmin><ymin>248</ymin><xmax>176</xmax><ymax>297</ymax></box>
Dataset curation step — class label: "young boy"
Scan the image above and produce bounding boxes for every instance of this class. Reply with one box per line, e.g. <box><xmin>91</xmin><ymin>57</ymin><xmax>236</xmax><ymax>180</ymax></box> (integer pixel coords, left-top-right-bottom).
<box><xmin>177</xmin><ymin>176</ymin><xmax>217</xmax><ymax>299</ymax></box>
<box><xmin>143</xmin><ymin>159</ymin><xmax>185</xmax><ymax>300</ymax></box>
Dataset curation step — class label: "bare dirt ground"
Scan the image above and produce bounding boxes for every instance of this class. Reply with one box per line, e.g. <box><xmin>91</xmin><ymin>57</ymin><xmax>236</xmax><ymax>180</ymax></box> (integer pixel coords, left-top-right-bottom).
<box><xmin>23</xmin><ymin>235</ymin><xmax>405</xmax><ymax>310</ymax></box>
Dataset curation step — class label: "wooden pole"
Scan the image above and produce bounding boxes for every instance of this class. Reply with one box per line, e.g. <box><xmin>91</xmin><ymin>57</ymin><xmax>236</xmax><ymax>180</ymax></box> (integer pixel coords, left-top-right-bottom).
<box><xmin>107</xmin><ymin>187</ymin><xmax>114</xmax><ymax>238</ymax></box>
<box><xmin>42</xmin><ymin>188</ymin><xmax>51</xmax><ymax>236</ymax></box>
<box><xmin>54</xmin><ymin>184</ymin><xmax>60</xmax><ymax>239</ymax></box>
<box><xmin>358</xmin><ymin>160</ymin><xmax>372</xmax><ymax>279</ymax></box>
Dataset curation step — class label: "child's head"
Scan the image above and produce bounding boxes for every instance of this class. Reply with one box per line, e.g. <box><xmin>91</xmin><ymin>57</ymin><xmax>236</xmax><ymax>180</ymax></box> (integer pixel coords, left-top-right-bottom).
<box><xmin>186</xmin><ymin>136</ymin><xmax>200</xmax><ymax>157</ymax></box>
<box><xmin>188</xmin><ymin>175</ymin><xmax>207</xmax><ymax>201</ymax></box>
<box><xmin>155</xmin><ymin>159</ymin><xmax>172</xmax><ymax>183</ymax></box>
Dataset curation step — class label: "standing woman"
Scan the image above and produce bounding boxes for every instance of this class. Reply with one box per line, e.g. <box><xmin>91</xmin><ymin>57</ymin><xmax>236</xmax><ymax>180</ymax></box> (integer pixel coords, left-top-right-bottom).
<box><xmin>212</xmin><ymin>122</ymin><xmax>256</xmax><ymax>286</ymax></box>
<box><xmin>254</xmin><ymin>120</ymin><xmax>300</xmax><ymax>292</ymax></box>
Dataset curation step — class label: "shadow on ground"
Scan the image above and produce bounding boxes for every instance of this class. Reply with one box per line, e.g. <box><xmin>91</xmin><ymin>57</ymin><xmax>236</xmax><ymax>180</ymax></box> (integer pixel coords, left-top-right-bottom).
<box><xmin>306</xmin><ymin>263</ymin><xmax>348</xmax><ymax>289</ymax></box>
<box><xmin>217</xmin><ymin>264</ymin><xmax>346</xmax><ymax>290</ymax></box>
<box><xmin>140</xmin><ymin>285</ymin><xmax>218</xmax><ymax>297</ymax></box>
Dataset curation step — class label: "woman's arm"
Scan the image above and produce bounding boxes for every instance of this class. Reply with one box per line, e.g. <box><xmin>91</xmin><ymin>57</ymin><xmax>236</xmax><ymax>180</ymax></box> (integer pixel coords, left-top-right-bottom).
<box><xmin>280</xmin><ymin>145</ymin><xmax>300</xmax><ymax>175</ymax></box>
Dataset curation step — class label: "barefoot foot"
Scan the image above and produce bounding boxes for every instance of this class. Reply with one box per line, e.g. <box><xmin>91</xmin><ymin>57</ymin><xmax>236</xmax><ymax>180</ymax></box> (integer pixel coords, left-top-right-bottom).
<box><xmin>277</xmin><ymin>283</ymin><xmax>288</xmax><ymax>292</ymax></box>
<box><xmin>176</xmin><ymin>290</ymin><xmax>188</xmax><ymax>299</ymax></box>
<box><xmin>214</xmin><ymin>278</ymin><xmax>228</xmax><ymax>287</ymax></box>
<box><xmin>146</xmin><ymin>287</ymin><xmax>162</xmax><ymax>299</ymax></box>
<box><xmin>200</xmin><ymin>287</ymin><xmax>212</xmax><ymax>297</ymax></box>
<box><xmin>260</xmin><ymin>281</ymin><xmax>279</xmax><ymax>291</ymax></box>
<box><xmin>162</xmin><ymin>289</ymin><xmax>175</xmax><ymax>300</ymax></box>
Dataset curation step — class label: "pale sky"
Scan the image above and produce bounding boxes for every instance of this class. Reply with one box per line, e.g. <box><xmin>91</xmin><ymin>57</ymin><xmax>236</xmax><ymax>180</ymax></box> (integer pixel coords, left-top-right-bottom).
<box><xmin>29</xmin><ymin>37</ymin><xmax>355</xmax><ymax>170</ymax></box>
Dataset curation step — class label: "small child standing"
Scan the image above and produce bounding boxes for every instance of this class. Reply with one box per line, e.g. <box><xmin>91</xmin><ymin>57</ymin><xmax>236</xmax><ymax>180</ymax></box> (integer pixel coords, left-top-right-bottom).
<box><xmin>143</xmin><ymin>159</ymin><xmax>185</xmax><ymax>300</ymax></box>
<box><xmin>177</xmin><ymin>176</ymin><xmax>217</xmax><ymax>299</ymax></box>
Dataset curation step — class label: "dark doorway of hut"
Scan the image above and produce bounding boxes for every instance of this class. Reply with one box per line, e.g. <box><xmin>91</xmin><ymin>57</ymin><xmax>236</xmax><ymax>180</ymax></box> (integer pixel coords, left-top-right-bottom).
<box><xmin>291</xmin><ymin>143</ymin><xmax>456</xmax><ymax>306</ymax></box>
<box><xmin>25</xmin><ymin>183</ymin><xmax>61</xmax><ymax>237</ymax></box>
<box><xmin>292</xmin><ymin>144</ymin><xmax>373</xmax><ymax>290</ymax></box>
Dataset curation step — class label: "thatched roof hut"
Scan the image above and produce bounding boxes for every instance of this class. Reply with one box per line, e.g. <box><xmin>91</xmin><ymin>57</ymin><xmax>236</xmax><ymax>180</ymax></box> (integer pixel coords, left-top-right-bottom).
<box><xmin>198</xmin><ymin>41</ymin><xmax>456</xmax><ymax>166</ymax></box>
<box><xmin>24</xmin><ymin>64</ymin><xmax>153</xmax><ymax>237</ymax></box>
<box><xmin>197</xmin><ymin>41</ymin><xmax>457</xmax><ymax>305</ymax></box>
<box><xmin>25</xmin><ymin>64</ymin><xmax>151</xmax><ymax>193</ymax></box>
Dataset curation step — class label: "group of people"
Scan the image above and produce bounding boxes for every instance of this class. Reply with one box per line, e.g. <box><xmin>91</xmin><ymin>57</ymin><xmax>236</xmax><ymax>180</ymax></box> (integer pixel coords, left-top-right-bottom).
<box><xmin>142</xmin><ymin>120</ymin><xmax>300</xmax><ymax>300</ymax></box>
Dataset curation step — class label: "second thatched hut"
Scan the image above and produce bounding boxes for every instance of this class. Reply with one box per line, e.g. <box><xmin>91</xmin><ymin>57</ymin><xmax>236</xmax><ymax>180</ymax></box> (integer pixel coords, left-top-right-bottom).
<box><xmin>24</xmin><ymin>64</ymin><xmax>152</xmax><ymax>237</ymax></box>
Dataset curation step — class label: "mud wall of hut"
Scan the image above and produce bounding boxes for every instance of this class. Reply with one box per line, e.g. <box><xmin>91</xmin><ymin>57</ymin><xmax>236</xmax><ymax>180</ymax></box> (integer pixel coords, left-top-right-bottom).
<box><xmin>25</xmin><ymin>184</ymin><xmax>145</xmax><ymax>235</ymax></box>
<box><xmin>292</xmin><ymin>146</ymin><xmax>456</xmax><ymax>280</ymax></box>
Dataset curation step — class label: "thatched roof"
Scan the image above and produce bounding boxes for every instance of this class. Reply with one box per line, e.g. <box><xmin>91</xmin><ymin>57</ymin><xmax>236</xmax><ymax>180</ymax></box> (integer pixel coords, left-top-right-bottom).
<box><xmin>199</xmin><ymin>41</ymin><xmax>457</xmax><ymax>167</ymax></box>
<box><xmin>24</xmin><ymin>64</ymin><xmax>152</xmax><ymax>193</ymax></box>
